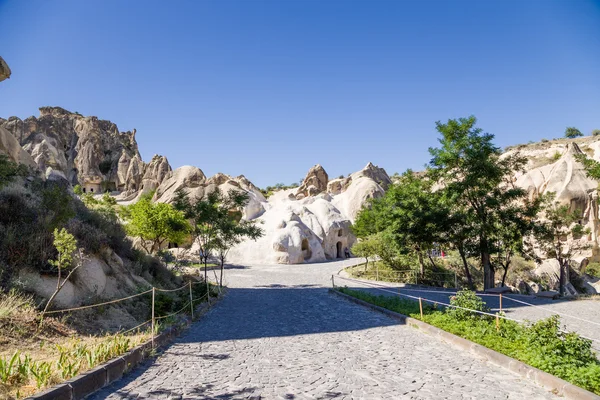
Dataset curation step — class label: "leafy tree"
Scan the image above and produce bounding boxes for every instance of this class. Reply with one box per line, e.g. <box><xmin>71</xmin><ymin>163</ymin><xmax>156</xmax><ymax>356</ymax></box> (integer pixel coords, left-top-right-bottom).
<box><xmin>351</xmin><ymin>236</ymin><xmax>378</xmax><ymax>271</ymax></box>
<box><xmin>41</xmin><ymin>228</ymin><xmax>81</xmax><ymax>319</ymax></box>
<box><xmin>73</xmin><ymin>184</ymin><xmax>83</xmax><ymax>196</ymax></box>
<box><xmin>428</xmin><ymin>116</ymin><xmax>532</xmax><ymax>289</ymax></box>
<box><xmin>592</xmin><ymin>129</ymin><xmax>600</xmax><ymax>137</ymax></box>
<box><xmin>174</xmin><ymin>187</ymin><xmax>262</xmax><ymax>286</ymax></box>
<box><xmin>213</xmin><ymin>205</ymin><xmax>263</xmax><ymax>287</ymax></box>
<box><xmin>121</xmin><ymin>193</ymin><xmax>190</xmax><ymax>254</ymax></box>
<box><xmin>564</xmin><ymin>127</ymin><xmax>583</xmax><ymax>138</ymax></box>
<box><xmin>533</xmin><ymin>196</ymin><xmax>590</xmax><ymax>296</ymax></box>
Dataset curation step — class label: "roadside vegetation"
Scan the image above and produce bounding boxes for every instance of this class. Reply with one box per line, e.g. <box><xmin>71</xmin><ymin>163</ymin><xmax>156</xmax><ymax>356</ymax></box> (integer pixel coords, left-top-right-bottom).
<box><xmin>351</xmin><ymin>116</ymin><xmax>593</xmax><ymax>293</ymax></box>
<box><xmin>337</xmin><ymin>287</ymin><xmax>600</xmax><ymax>394</ymax></box>
<box><xmin>0</xmin><ymin>156</ymin><xmax>224</xmax><ymax>398</ymax></box>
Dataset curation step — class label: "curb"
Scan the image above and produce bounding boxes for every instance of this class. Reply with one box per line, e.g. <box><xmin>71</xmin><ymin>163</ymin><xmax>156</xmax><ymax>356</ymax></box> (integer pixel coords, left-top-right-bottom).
<box><xmin>26</xmin><ymin>297</ymin><xmax>219</xmax><ymax>400</ymax></box>
<box><xmin>329</xmin><ymin>288</ymin><xmax>600</xmax><ymax>400</ymax></box>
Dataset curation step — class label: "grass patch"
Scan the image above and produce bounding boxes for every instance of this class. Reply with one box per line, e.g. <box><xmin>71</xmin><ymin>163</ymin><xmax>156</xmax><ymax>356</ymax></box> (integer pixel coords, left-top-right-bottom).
<box><xmin>337</xmin><ymin>287</ymin><xmax>600</xmax><ymax>394</ymax></box>
<box><xmin>346</xmin><ymin>261</ymin><xmax>456</xmax><ymax>287</ymax></box>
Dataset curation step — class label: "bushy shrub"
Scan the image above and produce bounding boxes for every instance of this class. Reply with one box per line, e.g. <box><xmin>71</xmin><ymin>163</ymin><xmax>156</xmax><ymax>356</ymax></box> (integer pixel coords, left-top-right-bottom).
<box><xmin>585</xmin><ymin>262</ymin><xmax>600</xmax><ymax>278</ymax></box>
<box><xmin>447</xmin><ymin>290</ymin><xmax>490</xmax><ymax>320</ymax></box>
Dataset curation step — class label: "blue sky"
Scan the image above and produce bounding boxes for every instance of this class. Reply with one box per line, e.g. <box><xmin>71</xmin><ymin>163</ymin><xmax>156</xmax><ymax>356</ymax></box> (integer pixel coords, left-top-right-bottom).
<box><xmin>1</xmin><ymin>0</ymin><xmax>599</xmax><ymax>187</ymax></box>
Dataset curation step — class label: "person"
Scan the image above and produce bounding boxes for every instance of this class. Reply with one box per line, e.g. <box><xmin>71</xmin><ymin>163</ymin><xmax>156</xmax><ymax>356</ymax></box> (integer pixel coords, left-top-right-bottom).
<box><xmin>344</xmin><ymin>247</ymin><xmax>351</xmax><ymax>258</ymax></box>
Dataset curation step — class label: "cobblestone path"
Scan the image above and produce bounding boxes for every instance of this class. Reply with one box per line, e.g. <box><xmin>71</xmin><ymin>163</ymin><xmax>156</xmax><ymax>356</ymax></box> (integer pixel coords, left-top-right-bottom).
<box><xmin>92</xmin><ymin>260</ymin><xmax>559</xmax><ymax>399</ymax></box>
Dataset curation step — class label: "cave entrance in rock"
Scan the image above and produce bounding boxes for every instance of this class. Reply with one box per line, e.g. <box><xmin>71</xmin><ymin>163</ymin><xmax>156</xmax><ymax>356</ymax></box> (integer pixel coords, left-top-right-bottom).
<box><xmin>301</xmin><ymin>238</ymin><xmax>312</xmax><ymax>260</ymax></box>
<box><xmin>336</xmin><ymin>241</ymin><xmax>342</xmax><ymax>258</ymax></box>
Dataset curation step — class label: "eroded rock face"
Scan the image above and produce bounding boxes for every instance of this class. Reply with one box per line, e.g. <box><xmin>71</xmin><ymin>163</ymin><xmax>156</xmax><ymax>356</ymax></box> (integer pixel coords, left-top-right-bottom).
<box><xmin>0</xmin><ymin>56</ymin><xmax>11</xmax><ymax>82</ymax></box>
<box><xmin>154</xmin><ymin>167</ymin><xmax>266</xmax><ymax>220</ymax></box>
<box><xmin>0</xmin><ymin>126</ymin><xmax>37</xmax><ymax>168</ymax></box>
<box><xmin>227</xmin><ymin>191</ymin><xmax>355</xmax><ymax>264</ymax></box>
<box><xmin>0</xmin><ymin>107</ymin><xmax>171</xmax><ymax>194</ymax></box>
<box><xmin>331</xmin><ymin>162</ymin><xmax>391</xmax><ymax>222</ymax></box>
<box><xmin>295</xmin><ymin>164</ymin><xmax>328</xmax><ymax>199</ymax></box>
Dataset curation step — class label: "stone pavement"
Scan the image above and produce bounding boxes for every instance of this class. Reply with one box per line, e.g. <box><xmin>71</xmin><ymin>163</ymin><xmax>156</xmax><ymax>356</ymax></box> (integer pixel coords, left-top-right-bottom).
<box><xmin>91</xmin><ymin>260</ymin><xmax>559</xmax><ymax>399</ymax></box>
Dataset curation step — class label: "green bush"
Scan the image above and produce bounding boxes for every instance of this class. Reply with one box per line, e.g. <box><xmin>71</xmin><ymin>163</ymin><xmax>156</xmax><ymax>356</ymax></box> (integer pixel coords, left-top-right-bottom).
<box><xmin>447</xmin><ymin>290</ymin><xmax>490</xmax><ymax>320</ymax></box>
<box><xmin>585</xmin><ymin>262</ymin><xmax>600</xmax><ymax>278</ymax></box>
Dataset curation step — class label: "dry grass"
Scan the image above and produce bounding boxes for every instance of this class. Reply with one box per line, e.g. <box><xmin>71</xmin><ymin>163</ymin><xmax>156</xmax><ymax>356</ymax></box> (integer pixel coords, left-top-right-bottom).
<box><xmin>0</xmin><ymin>291</ymin><xmax>151</xmax><ymax>399</ymax></box>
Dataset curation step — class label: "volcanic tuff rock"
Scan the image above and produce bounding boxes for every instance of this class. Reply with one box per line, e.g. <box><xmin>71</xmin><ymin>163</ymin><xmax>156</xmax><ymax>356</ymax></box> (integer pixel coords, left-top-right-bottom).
<box><xmin>0</xmin><ymin>56</ymin><xmax>10</xmax><ymax>82</ymax></box>
<box><xmin>153</xmin><ymin>166</ymin><xmax>267</xmax><ymax>220</ymax></box>
<box><xmin>0</xmin><ymin>126</ymin><xmax>37</xmax><ymax>168</ymax></box>
<box><xmin>225</xmin><ymin>162</ymin><xmax>391</xmax><ymax>264</ymax></box>
<box><xmin>0</xmin><ymin>107</ymin><xmax>171</xmax><ymax>194</ymax></box>
<box><xmin>295</xmin><ymin>164</ymin><xmax>328</xmax><ymax>199</ymax></box>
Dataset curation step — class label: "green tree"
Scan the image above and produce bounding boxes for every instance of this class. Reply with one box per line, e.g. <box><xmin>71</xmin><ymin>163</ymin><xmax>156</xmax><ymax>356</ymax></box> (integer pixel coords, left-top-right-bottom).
<box><xmin>533</xmin><ymin>196</ymin><xmax>590</xmax><ymax>296</ymax></box>
<box><xmin>41</xmin><ymin>228</ymin><xmax>81</xmax><ymax>319</ymax></box>
<box><xmin>564</xmin><ymin>127</ymin><xmax>583</xmax><ymax>138</ymax></box>
<box><xmin>592</xmin><ymin>129</ymin><xmax>600</xmax><ymax>137</ymax></box>
<box><xmin>173</xmin><ymin>187</ymin><xmax>263</xmax><ymax>286</ymax></box>
<box><xmin>351</xmin><ymin>236</ymin><xmax>378</xmax><ymax>271</ymax></box>
<box><xmin>121</xmin><ymin>193</ymin><xmax>190</xmax><ymax>254</ymax></box>
<box><xmin>428</xmin><ymin>116</ymin><xmax>532</xmax><ymax>289</ymax></box>
<box><xmin>213</xmin><ymin>204</ymin><xmax>263</xmax><ymax>287</ymax></box>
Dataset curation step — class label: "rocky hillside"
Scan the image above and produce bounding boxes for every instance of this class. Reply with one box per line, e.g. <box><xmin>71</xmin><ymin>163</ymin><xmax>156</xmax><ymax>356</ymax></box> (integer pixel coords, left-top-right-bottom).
<box><xmin>0</xmin><ymin>107</ymin><xmax>171</xmax><ymax>195</ymax></box>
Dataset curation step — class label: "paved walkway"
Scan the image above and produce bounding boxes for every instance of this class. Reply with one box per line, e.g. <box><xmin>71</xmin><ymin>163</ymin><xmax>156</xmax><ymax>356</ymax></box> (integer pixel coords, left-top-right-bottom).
<box><xmin>92</xmin><ymin>260</ymin><xmax>559</xmax><ymax>399</ymax></box>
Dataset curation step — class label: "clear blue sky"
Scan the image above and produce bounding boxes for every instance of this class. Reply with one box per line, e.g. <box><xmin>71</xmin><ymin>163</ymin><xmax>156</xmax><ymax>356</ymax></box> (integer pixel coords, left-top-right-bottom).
<box><xmin>1</xmin><ymin>0</ymin><xmax>599</xmax><ymax>187</ymax></box>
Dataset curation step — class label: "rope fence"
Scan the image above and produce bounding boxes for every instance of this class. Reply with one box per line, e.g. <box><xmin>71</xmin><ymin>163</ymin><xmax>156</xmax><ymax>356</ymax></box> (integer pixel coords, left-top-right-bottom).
<box><xmin>42</xmin><ymin>279</ymin><xmax>214</xmax><ymax>347</ymax></box>
<box><xmin>333</xmin><ymin>274</ymin><xmax>600</xmax><ymax>345</ymax></box>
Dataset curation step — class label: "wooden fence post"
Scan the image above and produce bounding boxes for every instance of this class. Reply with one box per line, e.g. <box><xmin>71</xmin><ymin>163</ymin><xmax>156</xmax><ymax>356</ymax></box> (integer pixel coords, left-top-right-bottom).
<box><xmin>189</xmin><ymin>281</ymin><xmax>194</xmax><ymax>319</ymax></box>
<box><xmin>419</xmin><ymin>297</ymin><xmax>424</xmax><ymax>320</ymax></box>
<box><xmin>151</xmin><ymin>287</ymin><xmax>156</xmax><ymax>348</ymax></box>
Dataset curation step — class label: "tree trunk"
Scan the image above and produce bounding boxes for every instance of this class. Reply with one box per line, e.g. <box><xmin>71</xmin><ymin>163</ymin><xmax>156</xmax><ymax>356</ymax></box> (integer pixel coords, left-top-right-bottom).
<box><xmin>458</xmin><ymin>246</ymin><xmax>474</xmax><ymax>290</ymax></box>
<box><xmin>428</xmin><ymin>254</ymin><xmax>437</xmax><ymax>269</ymax></box>
<box><xmin>501</xmin><ymin>266</ymin><xmax>509</xmax><ymax>287</ymax></box>
<box><xmin>482</xmin><ymin>250</ymin><xmax>494</xmax><ymax>290</ymax></box>
<box><xmin>559</xmin><ymin>259</ymin><xmax>565</xmax><ymax>296</ymax></box>
<box><xmin>219</xmin><ymin>255</ymin><xmax>224</xmax><ymax>288</ymax></box>
<box><xmin>417</xmin><ymin>251</ymin><xmax>425</xmax><ymax>277</ymax></box>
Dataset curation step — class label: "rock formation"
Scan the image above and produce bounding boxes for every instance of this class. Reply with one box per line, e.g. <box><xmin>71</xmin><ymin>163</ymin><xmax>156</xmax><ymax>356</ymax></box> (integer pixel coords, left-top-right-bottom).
<box><xmin>515</xmin><ymin>143</ymin><xmax>600</xmax><ymax>252</ymax></box>
<box><xmin>153</xmin><ymin>166</ymin><xmax>267</xmax><ymax>220</ymax></box>
<box><xmin>0</xmin><ymin>56</ymin><xmax>10</xmax><ymax>82</ymax></box>
<box><xmin>0</xmin><ymin>107</ymin><xmax>171</xmax><ymax>194</ymax></box>
<box><xmin>330</xmin><ymin>162</ymin><xmax>391</xmax><ymax>221</ymax></box>
<box><xmin>225</xmin><ymin>163</ymin><xmax>391</xmax><ymax>264</ymax></box>
<box><xmin>295</xmin><ymin>164</ymin><xmax>328</xmax><ymax>199</ymax></box>
<box><xmin>0</xmin><ymin>126</ymin><xmax>36</xmax><ymax>168</ymax></box>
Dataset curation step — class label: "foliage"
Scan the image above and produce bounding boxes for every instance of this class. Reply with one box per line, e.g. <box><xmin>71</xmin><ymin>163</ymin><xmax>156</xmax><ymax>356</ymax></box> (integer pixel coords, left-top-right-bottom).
<box><xmin>351</xmin><ymin>236</ymin><xmax>378</xmax><ymax>270</ymax></box>
<box><xmin>532</xmin><ymin>195</ymin><xmax>590</xmax><ymax>295</ymax></box>
<box><xmin>0</xmin><ymin>155</ymin><xmax>28</xmax><ymax>187</ymax></box>
<box><xmin>447</xmin><ymin>290</ymin><xmax>490</xmax><ymax>320</ymax></box>
<box><xmin>592</xmin><ymin>129</ymin><xmax>600</xmax><ymax>137</ymax></box>
<box><xmin>0</xmin><ymin>334</ymin><xmax>145</xmax><ymax>396</ymax></box>
<box><xmin>338</xmin><ymin>288</ymin><xmax>600</xmax><ymax>394</ymax></box>
<box><xmin>353</xmin><ymin>116</ymin><xmax>539</xmax><ymax>290</ymax></box>
<box><xmin>259</xmin><ymin>182</ymin><xmax>298</xmax><ymax>198</ymax></box>
<box><xmin>121</xmin><ymin>192</ymin><xmax>190</xmax><ymax>254</ymax></box>
<box><xmin>585</xmin><ymin>262</ymin><xmax>600</xmax><ymax>278</ymax></box>
<box><xmin>173</xmin><ymin>187</ymin><xmax>263</xmax><ymax>287</ymax></box>
<box><xmin>564</xmin><ymin>127</ymin><xmax>583</xmax><ymax>138</ymax></box>
<box><xmin>41</xmin><ymin>228</ymin><xmax>81</xmax><ymax>317</ymax></box>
